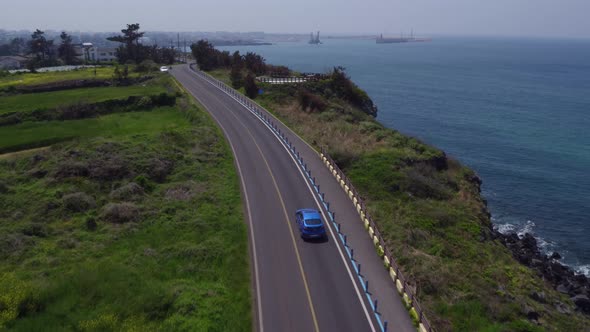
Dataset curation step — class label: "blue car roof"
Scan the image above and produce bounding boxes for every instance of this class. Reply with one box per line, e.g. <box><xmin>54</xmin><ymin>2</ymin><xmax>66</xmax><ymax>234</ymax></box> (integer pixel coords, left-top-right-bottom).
<box><xmin>297</xmin><ymin>208</ymin><xmax>322</xmax><ymax>220</ymax></box>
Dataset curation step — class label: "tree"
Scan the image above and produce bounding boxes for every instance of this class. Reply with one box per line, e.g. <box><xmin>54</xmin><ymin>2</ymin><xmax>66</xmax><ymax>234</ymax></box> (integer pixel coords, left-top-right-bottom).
<box><xmin>243</xmin><ymin>52</ymin><xmax>266</xmax><ymax>75</ymax></box>
<box><xmin>190</xmin><ymin>40</ymin><xmax>217</xmax><ymax>71</ymax></box>
<box><xmin>29</xmin><ymin>29</ymin><xmax>53</xmax><ymax>62</ymax></box>
<box><xmin>58</xmin><ymin>32</ymin><xmax>77</xmax><ymax>65</ymax></box>
<box><xmin>230</xmin><ymin>62</ymin><xmax>243</xmax><ymax>89</ymax></box>
<box><xmin>244</xmin><ymin>73</ymin><xmax>258</xmax><ymax>99</ymax></box>
<box><xmin>160</xmin><ymin>47</ymin><xmax>176</xmax><ymax>65</ymax></box>
<box><xmin>107</xmin><ymin>23</ymin><xmax>147</xmax><ymax>64</ymax></box>
<box><xmin>28</xmin><ymin>29</ymin><xmax>56</xmax><ymax>68</ymax></box>
<box><xmin>231</xmin><ymin>51</ymin><xmax>242</xmax><ymax>67</ymax></box>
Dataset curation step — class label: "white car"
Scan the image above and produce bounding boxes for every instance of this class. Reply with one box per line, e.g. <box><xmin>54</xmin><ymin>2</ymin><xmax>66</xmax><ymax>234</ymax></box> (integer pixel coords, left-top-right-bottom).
<box><xmin>160</xmin><ymin>66</ymin><xmax>169</xmax><ymax>72</ymax></box>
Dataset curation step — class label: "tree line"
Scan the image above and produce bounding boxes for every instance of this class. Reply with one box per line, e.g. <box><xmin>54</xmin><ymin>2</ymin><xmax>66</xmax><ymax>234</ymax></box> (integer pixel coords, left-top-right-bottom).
<box><xmin>191</xmin><ymin>40</ymin><xmax>291</xmax><ymax>98</ymax></box>
<box><xmin>0</xmin><ymin>23</ymin><xmax>175</xmax><ymax>70</ymax></box>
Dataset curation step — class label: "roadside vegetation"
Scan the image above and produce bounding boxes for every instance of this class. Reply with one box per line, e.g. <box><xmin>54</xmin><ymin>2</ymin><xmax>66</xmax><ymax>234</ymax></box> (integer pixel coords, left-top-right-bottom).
<box><xmin>0</xmin><ymin>64</ymin><xmax>251</xmax><ymax>330</ymax></box>
<box><xmin>199</xmin><ymin>46</ymin><xmax>590</xmax><ymax>331</ymax></box>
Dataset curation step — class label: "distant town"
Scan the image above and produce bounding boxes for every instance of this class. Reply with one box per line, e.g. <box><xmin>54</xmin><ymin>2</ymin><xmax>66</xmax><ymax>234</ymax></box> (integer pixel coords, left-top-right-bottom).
<box><xmin>0</xmin><ymin>28</ymin><xmax>426</xmax><ymax>71</ymax></box>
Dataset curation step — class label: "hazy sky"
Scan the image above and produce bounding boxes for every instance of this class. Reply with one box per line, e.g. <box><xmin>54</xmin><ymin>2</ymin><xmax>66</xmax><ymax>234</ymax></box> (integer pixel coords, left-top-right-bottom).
<box><xmin>1</xmin><ymin>0</ymin><xmax>589</xmax><ymax>38</ymax></box>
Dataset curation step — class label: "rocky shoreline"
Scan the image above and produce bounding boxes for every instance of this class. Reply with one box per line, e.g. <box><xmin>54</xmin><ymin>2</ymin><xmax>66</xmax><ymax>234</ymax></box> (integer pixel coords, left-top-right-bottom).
<box><xmin>493</xmin><ymin>229</ymin><xmax>590</xmax><ymax>315</ymax></box>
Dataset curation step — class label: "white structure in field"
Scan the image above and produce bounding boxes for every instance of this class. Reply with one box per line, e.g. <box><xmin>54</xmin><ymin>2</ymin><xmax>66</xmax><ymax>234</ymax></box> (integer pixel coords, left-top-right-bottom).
<box><xmin>77</xmin><ymin>43</ymin><xmax>117</xmax><ymax>63</ymax></box>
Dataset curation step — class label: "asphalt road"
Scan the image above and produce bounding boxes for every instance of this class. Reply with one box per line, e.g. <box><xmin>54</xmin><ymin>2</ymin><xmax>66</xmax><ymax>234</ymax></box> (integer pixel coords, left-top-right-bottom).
<box><xmin>172</xmin><ymin>64</ymin><xmax>415</xmax><ymax>332</ymax></box>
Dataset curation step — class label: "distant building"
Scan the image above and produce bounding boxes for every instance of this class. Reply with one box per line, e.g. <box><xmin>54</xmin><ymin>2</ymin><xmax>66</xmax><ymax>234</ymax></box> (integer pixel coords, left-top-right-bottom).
<box><xmin>0</xmin><ymin>55</ymin><xmax>28</xmax><ymax>69</ymax></box>
<box><xmin>75</xmin><ymin>43</ymin><xmax>118</xmax><ymax>63</ymax></box>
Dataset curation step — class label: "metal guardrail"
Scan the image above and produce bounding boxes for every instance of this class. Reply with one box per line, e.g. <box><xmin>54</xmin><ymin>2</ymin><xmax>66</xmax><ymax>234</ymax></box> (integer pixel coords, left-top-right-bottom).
<box><xmin>187</xmin><ymin>64</ymin><xmax>433</xmax><ymax>332</ymax></box>
<box><xmin>320</xmin><ymin>149</ymin><xmax>433</xmax><ymax>332</ymax></box>
<box><xmin>256</xmin><ymin>76</ymin><xmax>310</xmax><ymax>84</ymax></box>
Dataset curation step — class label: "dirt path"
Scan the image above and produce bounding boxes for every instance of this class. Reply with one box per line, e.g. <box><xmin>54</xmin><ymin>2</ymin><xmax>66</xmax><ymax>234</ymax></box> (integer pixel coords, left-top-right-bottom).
<box><xmin>0</xmin><ymin>146</ymin><xmax>50</xmax><ymax>160</ymax></box>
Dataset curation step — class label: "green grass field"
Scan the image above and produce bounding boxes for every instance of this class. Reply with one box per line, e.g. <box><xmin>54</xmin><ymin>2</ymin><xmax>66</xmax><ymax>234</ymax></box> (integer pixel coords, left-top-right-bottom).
<box><xmin>0</xmin><ymin>67</ymin><xmax>126</xmax><ymax>89</ymax></box>
<box><xmin>0</xmin><ymin>72</ymin><xmax>252</xmax><ymax>331</ymax></box>
<box><xmin>0</xmin><ymin>85</ymin><xmax>168</xmax><ymax>115</ymax></box>
<box><xmin>0</xmin><ymin>108</ymin><xmax>188</xmax><ymax>154</ymax></box>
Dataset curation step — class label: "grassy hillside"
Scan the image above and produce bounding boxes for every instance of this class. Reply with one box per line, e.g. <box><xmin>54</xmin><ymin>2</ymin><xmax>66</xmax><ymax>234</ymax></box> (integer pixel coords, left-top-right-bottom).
<box><xmin>209</xmin><ymin>67</ymin><xmax>590</xmax><ymax>331</ymax></box>
<box><xmin>0</xmin><ymin>69</ymin><xmax>251</xmax><ymax>331</ymax></box>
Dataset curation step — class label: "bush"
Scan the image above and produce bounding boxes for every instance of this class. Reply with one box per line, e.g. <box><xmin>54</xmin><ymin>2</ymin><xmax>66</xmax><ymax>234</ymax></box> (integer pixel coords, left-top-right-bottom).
<box><xmin>86</xmin><ymin>216</ymin><xmax>97</xmax><ymax>231</ymax></box>
<box><xmin>244</xmin><ymin>73</ymin><xmax>258</xmax><ymax>99</ymax></box>
<box><xmin>109</xmin><ymin>182</ymin><xmax>144</xmax><ymax>200</ymax></box>
<box><xmin>54</xmin><ymin>161</ymin><xmax>90</xmax><ymax>179</ymax></box>
<box><xmin>135</xmin><ymin>60</ymin><xmax>158</xmax><ymax>73</ymax></box>
<box><xmin>136</xmin><ymin>96</ymin><xmax>153</xmax><ymax>108</ymax></box>
<box><xmin>63</xmin><ymin>192</ymin><xmax>97</xmax><ymax>212</ymax></box>
<box><xmin>88</xmin><ymin>156</ymin><xmax>129</xmax><ymax>181</ymax></box>
<box><xmin>146</xmin><ymin>158</ymin><xmax>173</xmax><ymax>182</ymax></box>
<box><xmin>21</xmin><ymin>223</ymin><xmax>48</xmax><ymax>238</ymax></box>
<box><xmin>296</xmin><ymin>88</ymin><xmax>327</xmax><ymax>112</ymax></box>
<box><xmin>150</xmin><ymin>93</ymin><xmax>176</xmax><ymax>106</ymax></box>
<box><xmin>402</xmin><ymin>166</ymin><xmax>452</xmax><ymax>200</ymax></box>
<box><xmin>100</xmin><ymin>202</ymin><xmax>140</xmax><ymax>223</ymax></box>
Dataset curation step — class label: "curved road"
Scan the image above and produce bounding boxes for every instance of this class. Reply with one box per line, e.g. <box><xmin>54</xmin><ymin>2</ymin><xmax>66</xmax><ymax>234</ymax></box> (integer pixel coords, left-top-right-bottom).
<box><xmin>172</xmin><ymin>64</ymin><xmax>415</xmax><ymax>332</ymax></box>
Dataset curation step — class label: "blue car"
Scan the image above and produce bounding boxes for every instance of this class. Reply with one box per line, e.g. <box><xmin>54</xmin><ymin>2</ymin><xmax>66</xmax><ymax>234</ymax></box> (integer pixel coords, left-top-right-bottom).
<box><xmin>295</xmin><ymin>208</ymin><xmax>327</xmax><ymax>240</ymax></box>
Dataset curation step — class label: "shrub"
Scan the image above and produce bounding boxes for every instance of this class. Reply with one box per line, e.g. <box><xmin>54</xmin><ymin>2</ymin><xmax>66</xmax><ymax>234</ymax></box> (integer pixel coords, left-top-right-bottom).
<box><xmin>296</xmin><ymin>88</ymin><xmax>327</xmax><ymax>112</ymax></box>
<box><xmin>54</xmin><ymin>161</ymin><xmax>90</xmax><ymax>179</ymax></box>
<box><xmin>244</xmin><ymin>73</ymin><xmax>258</xmax><ymax>99</ymax></box>
<box><xmin>164</xmin><ymin>181</ymin><xmax>202</xmax><ymax>201</ymax></box>
<box><xmin>402</xmin><ymin>167</ymin><xmax>451</xmax><ymax>200</ymax></box>
<box><xmin>134</xmin><ymin>175</ymin><xmax>155</xmax><ymax>192</ymax></box>
<box><xmin>0</xmin><ymin>273</ymin><xmax>35</xmax><ymax>328</ymax></box>
<box><xmin>88</xmin><ymin>156</ymin><xmax>129</xmax><ymax>181</ymax></box>
<box><xmin>86</xmin><ymin>217</ymin><xmax>97</xmax><ymax>231</ymax></box>
<box><xmin>109</xmin><ymin>182</ymin><xmax>144</xmax><ymax>200</ymax></box>
<box><xmin>136</xmin><ymin>96</ymin><xmax>153</xmax><ymax>108</ymax></box>
<box><xmin>146</xmin><ymin>158</ymin><xmax>173</xmax><ymax>182</ymax></box>
<box><xmin>0</xmin><ymin>234</ymin><xmax>33</xmax><ymax>259</ymax></box>
<box><xmin>135</xmin><ymin>60</ymin><xmax>158</xmax><ymax>73</ymax></box>
<box><xmin>63</xmin><ymin>192</ymin><xmax>97</xmax><ymax>212</ymax></box>
<box><xmin>21</xmin><ymin>223</ymin><xmax>48</xmax><ymax>238</ymax></box>
<box><xmin>100</xmin><ymin>202</ymin><xmax>140</xmax><ymax>223</ymax></box>
<box><xmin>150</xmin><ymin>93</ymin><xmax>176</xmax><ymax>106</ymax></box>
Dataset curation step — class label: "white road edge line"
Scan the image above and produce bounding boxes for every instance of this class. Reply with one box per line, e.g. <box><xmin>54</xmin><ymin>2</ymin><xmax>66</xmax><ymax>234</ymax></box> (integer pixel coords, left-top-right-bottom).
<box><xmin>258</xmin><ymin>108</ymin><xmax>378</xmax><ymax>332</ymax></box>
<box><xmin>189</xmin><ymin>67</ymin><xmax>378</xmax><ymax>332</ymax></box>
<box><xmin>174</xmin><ymin>71</ymin><xmax>264</xmax><ymax>332</ymax></box>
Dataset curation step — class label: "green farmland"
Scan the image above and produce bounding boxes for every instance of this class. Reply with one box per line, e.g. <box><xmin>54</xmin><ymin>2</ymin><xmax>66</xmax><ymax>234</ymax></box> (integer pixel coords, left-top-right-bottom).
<box><xmin>0</xmin><ymin>68</ymin><xmax>251</xmax><ymax>331</ymax></box>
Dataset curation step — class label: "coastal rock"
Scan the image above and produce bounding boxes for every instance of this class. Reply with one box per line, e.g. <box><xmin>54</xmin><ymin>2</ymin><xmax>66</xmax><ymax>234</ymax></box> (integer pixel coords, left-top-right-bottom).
<box><xmin>531</xmin><ymin>291</ymin><xmax>546</xmax><ymax>303</ymax></box>
<box><xmin>556</xmin><ymin>283</ymin><xmax>570</xmax><ymax>294</ymax></box>
<box><xmin>555</xmin><ymin>302</ymin><xmax>571</xmax><ymax>314</ymax></box>
<box><xmin>523</xmin><ymin>305</ymin><xmax>540</xmax><ymax>321</ymax></box>
<box><xmin>572</xmin><ymin>295</ymin><xmax>590</xmax><ymax>313</ymax></box>
<box><xmin>493</xmin><ymin>228</ymin><xmax>590</xmax><ymax>315</ymax></box>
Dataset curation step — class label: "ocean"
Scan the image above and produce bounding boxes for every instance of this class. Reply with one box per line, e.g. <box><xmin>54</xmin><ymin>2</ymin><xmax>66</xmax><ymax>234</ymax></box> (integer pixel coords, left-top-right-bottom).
<box><xmin>218</xmin><ymin>36</ymin><xmax>590</xmax><ymax>276</ymax></box>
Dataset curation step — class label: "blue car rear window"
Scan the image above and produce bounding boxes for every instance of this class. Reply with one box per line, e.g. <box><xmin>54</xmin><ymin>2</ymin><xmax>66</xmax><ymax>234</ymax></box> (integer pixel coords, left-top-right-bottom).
<box><xmin>305</xmin><ymin>218</ymin><xmax>322</xmax><ymax>225</ymax></box>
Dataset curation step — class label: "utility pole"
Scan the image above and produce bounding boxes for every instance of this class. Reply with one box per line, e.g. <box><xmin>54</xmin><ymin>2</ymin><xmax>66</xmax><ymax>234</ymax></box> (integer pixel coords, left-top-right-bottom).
<box><xmin>183</xmin><ymin>39</ymin><xmax>186</xmax><ymax>63</ymax></box>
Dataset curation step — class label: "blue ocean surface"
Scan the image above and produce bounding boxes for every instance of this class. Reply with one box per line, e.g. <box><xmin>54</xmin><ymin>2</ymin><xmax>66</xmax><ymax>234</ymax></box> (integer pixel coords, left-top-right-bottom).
<box><xmin>219</xmin><ymin>37</ymin><xmax>590</xmax><ymax>275</ymax></box>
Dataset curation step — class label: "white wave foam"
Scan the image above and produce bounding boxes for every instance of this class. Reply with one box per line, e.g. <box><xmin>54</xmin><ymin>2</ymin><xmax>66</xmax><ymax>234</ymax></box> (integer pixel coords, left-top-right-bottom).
<box><xmin>576</xmin><ymin>265</ymin><xmax>590</xmax><ymax>277</ymax></box>
<box><xmin>517</xmin><ymin>220</ymin><xmax>536</xmax><ymax>238</ymax></box>
<box><xmin>495</xmin><ymin>223</ymin><xmax>515</xmax><ymax>234</ymax></box>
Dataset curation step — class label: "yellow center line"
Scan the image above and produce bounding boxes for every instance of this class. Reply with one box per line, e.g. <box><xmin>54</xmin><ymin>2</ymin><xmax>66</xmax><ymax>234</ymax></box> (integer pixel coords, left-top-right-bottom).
<box><xmin>209</xmin><ymin>89</ymin><xmax>321</xmax><ymax>332</ymax></box>
<box><xmin>246</xmin><ymin>124</ymin><xmax>321</xmax><ymax>332</ymax></box>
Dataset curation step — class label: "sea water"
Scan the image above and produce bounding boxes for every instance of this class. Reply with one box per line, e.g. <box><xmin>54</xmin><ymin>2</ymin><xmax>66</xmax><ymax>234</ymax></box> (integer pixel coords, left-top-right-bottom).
<box><xmin>219</xmin><ymin>36</ymin><xmax>590</xmax><ymax>275</ymax></box>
